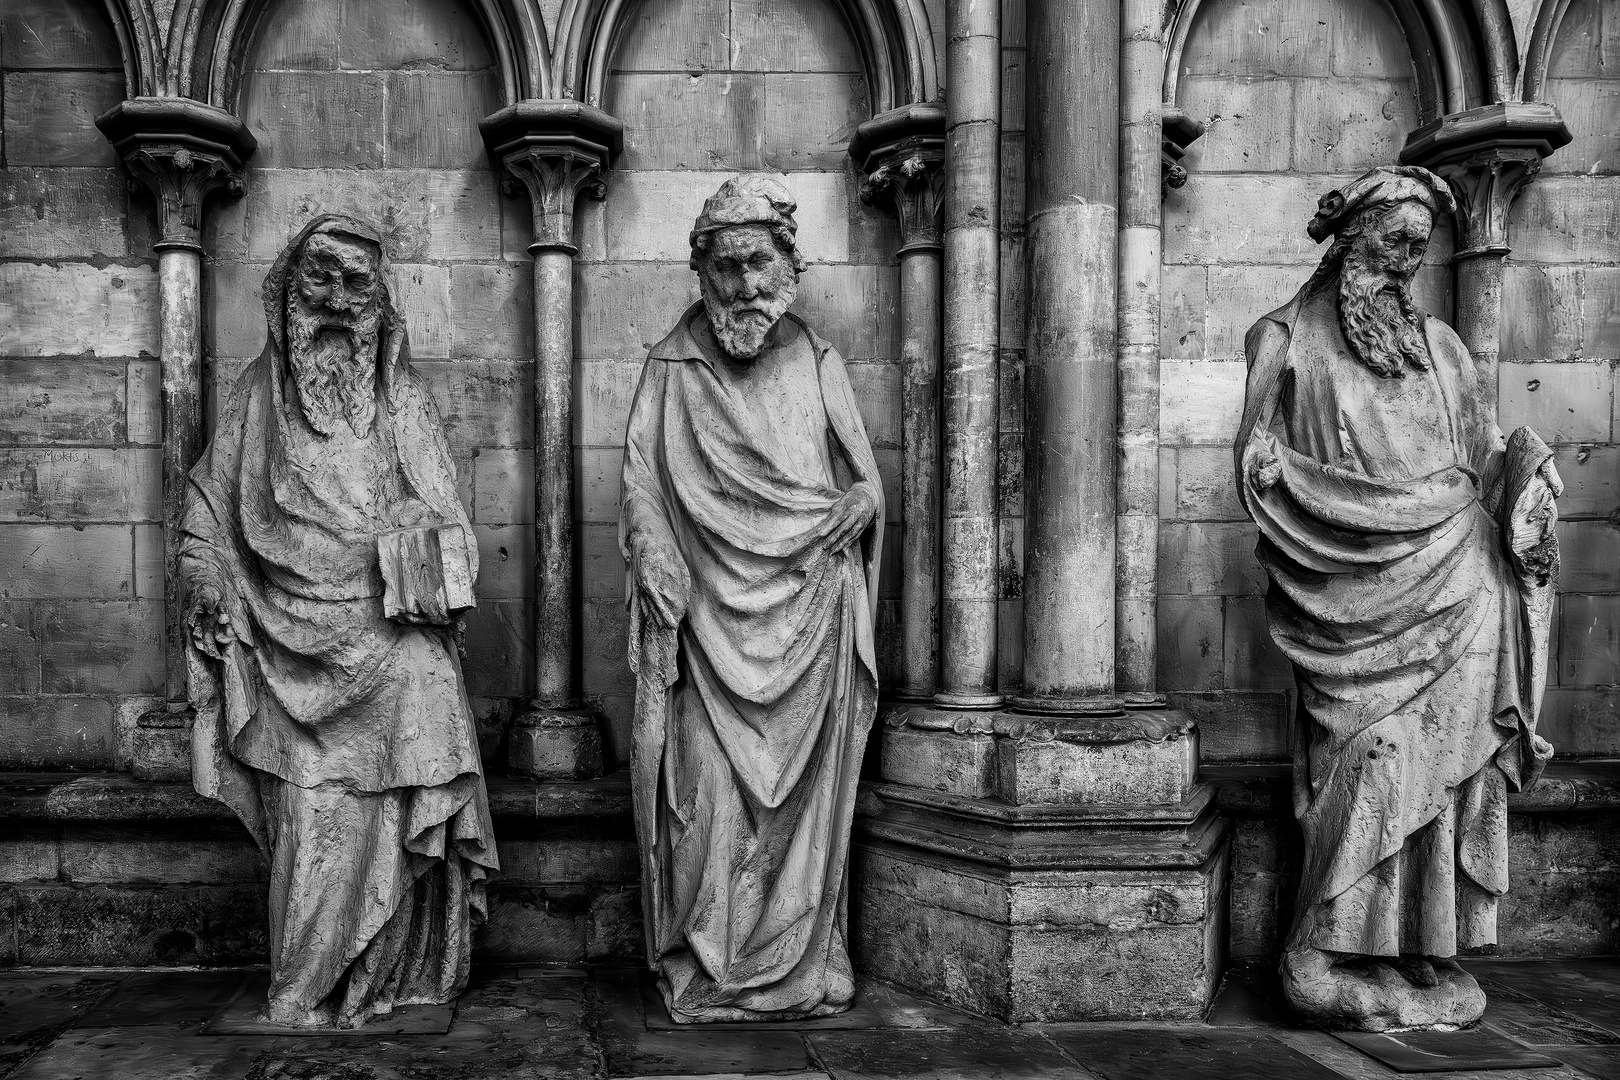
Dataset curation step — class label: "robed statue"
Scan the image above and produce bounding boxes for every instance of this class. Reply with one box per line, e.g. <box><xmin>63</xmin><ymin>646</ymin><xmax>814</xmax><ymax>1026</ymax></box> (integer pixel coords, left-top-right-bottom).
<box><xmin>621</xmin><ymin>175</ymin><xmax>884</xmax><ymax>1022</ymax></box>
<box><xmin>1236</xmin><ymin>166</ymin><xmax>1560</xmax><ymax>1030</ymax></box>
<box><xmin>181</xmin><ymin>215</ymin><xmax>497</xmax><ymax>1028</ymax></box>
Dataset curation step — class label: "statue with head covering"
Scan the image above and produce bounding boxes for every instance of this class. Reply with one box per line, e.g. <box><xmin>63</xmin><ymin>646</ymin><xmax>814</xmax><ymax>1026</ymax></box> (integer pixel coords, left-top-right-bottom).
<box><xmin>181</xmin><ymin>216</ymin><xmax>497</xmax><ymax>1028</ymax></box>
<box><xmin>1235</xmin><ymin>166</ymin><xmax>1560</xmax><ymax>1029</ymax></box>
<box><xmin>621</xmin><ymin>175</ymin><xmax>884</xmax><ymax>1021</ymax></box>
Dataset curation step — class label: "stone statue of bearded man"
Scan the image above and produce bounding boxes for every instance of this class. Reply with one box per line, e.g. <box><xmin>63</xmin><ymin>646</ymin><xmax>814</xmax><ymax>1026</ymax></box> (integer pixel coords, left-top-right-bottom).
<box><xmin>621</xmin><ymin>176</ymin><xmax>884</xmax><ymax>1022</ymax></box>
<box><xmin>1236</xmin><ymin>166</ymin><xmax>1560</xmax><ymax>1030</ymax></box>
<box><xmin>181</xmin><ymin>216</ymin><xmax>497</xmax><ymax>1029</ymax></box>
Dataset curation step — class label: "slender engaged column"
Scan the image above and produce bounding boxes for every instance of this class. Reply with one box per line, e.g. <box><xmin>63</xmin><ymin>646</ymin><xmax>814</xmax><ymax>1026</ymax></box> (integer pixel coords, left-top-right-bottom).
<box><xmin>1017</xmin><ymin>0</ymin><xmax>1119</xmax><ymax>711</ymax></box>
<box><xmin>937</xmin><ymin>0</ymin><xmax>1002</xmax><ymax>708</ymax></box>
<box><xmin>1401</xmin><ymin>103</ymin><xmax>1571</xmax><ymax>416</ymax></box>
<box><xmin>97</xmin><ymin>99</ymin><xmax>255</xmax><ymax>709</ymax></box>
<box><xmin>1116</xmin><ymin>0</ymin><xmax>1164</xmax><ymax>698</ymax></box>
<box><xmin>852</xmin><ymin>104</ymin><xmax>946</xmax><ymax>702</ymax></box>
<box><xmin>482</xmin><ymin>101</ymin><xmax>622</xmax><ymax>778</ymax></box>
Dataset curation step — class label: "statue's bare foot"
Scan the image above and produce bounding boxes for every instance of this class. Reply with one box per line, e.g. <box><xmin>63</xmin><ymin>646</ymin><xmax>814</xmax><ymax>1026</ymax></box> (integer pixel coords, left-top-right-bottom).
<box><xmin>1281</xmin><ymin>948</ymin><xmax>1487</xmax><ymax>1031</ymax></box>
<box><xmin>1395</xmin><ymin>955</ymin><xmax>1440</xmax><ymax>988</ymax></box>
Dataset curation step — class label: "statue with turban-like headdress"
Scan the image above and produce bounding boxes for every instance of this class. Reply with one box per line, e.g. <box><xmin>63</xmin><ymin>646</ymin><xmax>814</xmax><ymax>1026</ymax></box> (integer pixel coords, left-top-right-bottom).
<box><xmin>181</xmin><ymin>215</ymin><xmax>497</xmax><ymax>1029</ymax></box>
<box><xmin>620</xmin><ymin>175</ymin><xmax>884</xmax><ymax>1022</ymax></box>
<box><xmin>1235</xmin><ymin>166</ymin><xmax>1560</xmax><ymax>1030</ymax></box>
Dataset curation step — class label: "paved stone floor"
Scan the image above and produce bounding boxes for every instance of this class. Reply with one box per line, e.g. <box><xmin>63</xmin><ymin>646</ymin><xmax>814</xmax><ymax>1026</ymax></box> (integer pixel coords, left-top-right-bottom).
<box><xmin>0</xmin><ymin>958</ymin><xmax>1616</xmax><ymax>1080</ymax></box>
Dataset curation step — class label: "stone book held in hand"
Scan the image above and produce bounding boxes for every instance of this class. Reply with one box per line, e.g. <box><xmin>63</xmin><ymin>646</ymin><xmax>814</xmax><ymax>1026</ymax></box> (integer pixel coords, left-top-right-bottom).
<box><xmin>377</xmin><ymin>524</ymin><xmax>477</xmax><ymax>624</ymax></box>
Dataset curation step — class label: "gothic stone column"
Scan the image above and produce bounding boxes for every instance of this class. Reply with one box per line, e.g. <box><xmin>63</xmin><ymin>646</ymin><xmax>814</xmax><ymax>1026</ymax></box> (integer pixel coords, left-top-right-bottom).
<box><xmin>850</xmin><ymin>103</ymin><xmax>946</xmax><ymax>704</ymax></box>
<box><xmin>1401</xmin><ymin>103</ymin><xmax>1572</xmax><ymax>416</ymax></box>
<box><xmin>481</xmin><ymin>101</ymin><xmax>623</xmax><ymax>780</ymax></box>
<box><xmin>936</xmin><ymin>0</ymin><xmax>1003</xmax><ymax>709</ymax></box>
<box><xmin>849</xmin><ymin>1</ymin><xmax>1226</xmax><ymax>1022</ymax></box>
<box><xmin>96</xmin><ymin>98</ymin><xmax>255</xmax><ymax>781</ymax></box>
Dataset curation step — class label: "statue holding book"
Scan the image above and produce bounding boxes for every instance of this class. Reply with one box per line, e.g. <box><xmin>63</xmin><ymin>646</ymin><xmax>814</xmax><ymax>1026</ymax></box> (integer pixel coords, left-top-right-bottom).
<box><xmin>1235</xmin><ymin>167</ymin><xmax>1559</xmax><ymax>1031</ymax></box>
<box><xmin>180</xmin><ymin>215</ymin><xmax>497</xmax><ymax>1029</ymax></box>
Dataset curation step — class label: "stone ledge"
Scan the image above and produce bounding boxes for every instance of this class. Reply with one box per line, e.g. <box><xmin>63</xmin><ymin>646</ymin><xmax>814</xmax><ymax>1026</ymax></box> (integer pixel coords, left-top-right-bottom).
<box><xmin>1203</xmin><ymin>759</ymin><xmax>1620</xmax><ymax>815</ymax></box>
<box><xmin>0</xmin><ymin>771</ymin><xmax>633</xmax><ymax>823</ymax></box>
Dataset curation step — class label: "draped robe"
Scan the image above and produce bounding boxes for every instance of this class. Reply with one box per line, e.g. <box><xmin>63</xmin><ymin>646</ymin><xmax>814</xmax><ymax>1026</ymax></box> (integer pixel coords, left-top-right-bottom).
<box><xmin>621</xmin><ymin>306</ymin><xmax>883</xmax><ymax>1022</ymax></box>
<box><xmin>181</xmin><ymin>218</ymin><xmax>497</xmax><ymax>1027</ymax></box>
<box><xmin>1237</xmin><ymin>282</ymin><xmax>1555</xmax><ymax>959</ymax></box>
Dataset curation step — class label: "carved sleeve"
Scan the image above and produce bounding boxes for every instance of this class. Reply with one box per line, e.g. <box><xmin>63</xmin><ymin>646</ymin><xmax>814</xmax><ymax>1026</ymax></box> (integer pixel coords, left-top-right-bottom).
<box><xmin>619</xmin><ymin>358</ymin><xmax>679</xmax><ymax>560</ymax></box>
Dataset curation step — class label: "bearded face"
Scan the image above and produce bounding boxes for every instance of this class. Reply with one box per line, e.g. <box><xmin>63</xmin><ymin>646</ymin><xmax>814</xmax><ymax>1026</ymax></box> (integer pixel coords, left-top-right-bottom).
<box><xmin>1337</xmin><ymin>201</ymin><xmax>1433</xmax><ymax>379</ymax></box>
<box><xmin>697</xmin><ymin>224</ymin><xmax>799</xmax><ymax>361</ymax></box>
<box><xmin>285</xmin><ymin>232</ymin><xmax>385</xmax><ymax>437</ymax></box>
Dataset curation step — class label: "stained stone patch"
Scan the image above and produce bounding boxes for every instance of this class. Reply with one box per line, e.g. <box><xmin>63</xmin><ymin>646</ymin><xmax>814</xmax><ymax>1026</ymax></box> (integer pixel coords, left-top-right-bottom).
<box><xmin>1044</xmin><ymin>1029</ymin><xmax>1342</xmax><ymax>1080</ymax></box>
<box><xmin>804</xmin><ymin>1028</ymin><xmax>1089</xmax><ymax>1079</ymax></box>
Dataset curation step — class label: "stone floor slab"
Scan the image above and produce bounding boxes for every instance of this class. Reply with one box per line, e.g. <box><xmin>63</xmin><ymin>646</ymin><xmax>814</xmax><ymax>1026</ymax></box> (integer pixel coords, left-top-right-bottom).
<box><xmin>1333</xmin><ymin>1027</ymin><xmax>1562</xmax><ymax>1072</ymax></box>
<box><xmin>595</xmin><ymin>969</ymin><xmax>815</xmax><ymax>1076</ymax></box>
<box><xmin>72</xmin><ymin>969</ymin><xmax>256</xmax><ymax>1030</ymax></box>
<box><xmin>806</xmin><ymin>1029</ymin><xmax>1091</xmax><ymax>1079</ymax></box>
<box><xmin>1466</xmin><ymin>960</ymin><xmax>1620</xmax><ymax>1038</ymax></box>
<box><xmin>1544</xmin><ymin>1045</ymin><xmax>1620</xmax><ymax>1080</ymax></box>
<box><xmin>0</xmin><ymin>973</ymin><xmax>124</xmax><ymax>1076</ymax></box>
<box><xmin>1275</xmin><ymin>1029</ymin><xmax>1590</xmax><ymax>1080</ymax></box>
<box><xmin>199</xmin><ymin>973</ymin><xmax>453</xmax><ymax>1035</ymax></box>
<box><xmin>1043</xmin><ymin>1027</ymin><xmax>1340</xmax><ymax>1080</ymax></box>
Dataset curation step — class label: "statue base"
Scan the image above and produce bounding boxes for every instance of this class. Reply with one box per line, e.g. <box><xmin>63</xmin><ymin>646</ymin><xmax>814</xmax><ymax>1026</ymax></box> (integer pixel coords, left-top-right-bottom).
<box><xmin>852</xmin><ymin>707</ymin><xmax>1227</xmax><ymax>1022</ymax></box>
<box><xmin>508</xmin><ymin>706</ymin><xmax>605</xmax><ymax>781</ymax></box>
<box><xmin>133</xmin><ymin>705</ymin><xmax>194</xmax><ymax>782</ymax></box>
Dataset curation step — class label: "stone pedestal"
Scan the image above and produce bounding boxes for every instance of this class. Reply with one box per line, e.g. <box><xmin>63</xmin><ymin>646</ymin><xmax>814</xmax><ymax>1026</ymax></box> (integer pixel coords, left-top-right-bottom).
<box><xmin>133</xmin><ymin>706</ymin><xmax>193</xmax><ymax>782</ymax></box>
<box><xmin>854</xmin><ymin>707</ymin><xmax>1228</xmax><ymax>1021</ymax></box>
<box><xmin>508</xmin><ymin>708</ymin><xmax>605</xmax><ymax>781</ymax></box>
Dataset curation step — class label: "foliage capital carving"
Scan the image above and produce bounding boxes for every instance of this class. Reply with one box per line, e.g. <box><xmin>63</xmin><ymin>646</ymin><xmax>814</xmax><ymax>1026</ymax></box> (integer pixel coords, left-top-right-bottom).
<box><xmin>1400</xmin><ymin>102</ymin><xmax>1572</xmax><ymax>260</ymax></box>
<box><xmin>481</xmin><ymin>101</ymin><xmax>624</xmax><ymax>256</ymax></box>
<box><xmin>850</xmin><ymin>103</ymin><xmax>946</xmax><ymax>254</ymax></box>
<box><xmin>96</xmin><ymin>97</ymin><xmax>256</xmax><ymax>253</ymax></box>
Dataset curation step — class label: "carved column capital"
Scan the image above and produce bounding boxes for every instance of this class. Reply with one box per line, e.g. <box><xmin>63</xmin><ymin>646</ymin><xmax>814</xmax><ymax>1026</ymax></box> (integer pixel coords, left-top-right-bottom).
<box><xmin>481</xmin><ymin>101</ymin><xmax>624</xmax><ymax>255</ymax></box>
<box><xmin>1160</xmin><ymin>106</ymin><xmax>1205</xmax><ymax>196</ymax></box>
<box><xmin>851</xmin><ymin>103</ymin><xmax>946</xmax><ymax>254</ymax></box>
<box><xmin>96</xmin><ymin>97</ymin><xmax>256</xmax><ymax>252</ymax></box>
<box><xmin>1400</xmin><ymin>101</ymin><xmax>1572</xmax><ymax>260</ymax></box>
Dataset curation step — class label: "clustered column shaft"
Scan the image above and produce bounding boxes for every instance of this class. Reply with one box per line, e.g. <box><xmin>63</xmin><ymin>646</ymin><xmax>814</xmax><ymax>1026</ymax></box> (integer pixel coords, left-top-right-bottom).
<box><xmin>1116</xmin><ymin>0</ymin><xmax>1164</xmax><ymax>697</ymax></box>
<box><xmin>851</xmin><ymin>104</ymin><xmax>947</xmax><ymax>702</ymax></box>
<box><xmin>937</xmin><ymin>0</ymin><xmax>1002</xmax><ymax>708</ymax></box>
<box><xmin>481</xmin><ymin>102</ymin><xmax>623</xmax><ymax>721</ymax></box>
<box><xmin>1018</xmin><ymin>0</ymin><xmax>1120</xmax><ymax>708</ymax></box>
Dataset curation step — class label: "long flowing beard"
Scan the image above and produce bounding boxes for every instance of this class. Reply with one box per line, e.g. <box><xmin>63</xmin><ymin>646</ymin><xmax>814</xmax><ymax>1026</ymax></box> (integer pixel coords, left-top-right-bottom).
<box><xmin>286</xmin><ymin>303</ymin><xmax>382</xmax><ymax>437</ymax></box>
<box><xmin>1337</xmin><ymin>248</ymin><xmax>1429</xmax><ymax>378</ymax></box>
<box><xmin>701</xmin><ymin>275</ymin><xmax>796</xmax><ymax>361</ymax></box>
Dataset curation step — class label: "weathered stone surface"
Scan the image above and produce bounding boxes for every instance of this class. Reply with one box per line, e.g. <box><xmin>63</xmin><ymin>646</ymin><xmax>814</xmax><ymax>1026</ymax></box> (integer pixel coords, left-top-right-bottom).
<box><xmin>131</xmin><ymin>708</ymin><xmax>191</xmax><ymax>782</ymax></box>
<box><xmin>996</xmin><ymin>727</ymin><xmax>1196</xmax><ymax>807</ymax></box>
<box><xmin>14</xmin><ymin>883</ymin><xmax>269</xmax><ymax>965</ymax></box>
<box><xmin>0</xmin><ymin>264</ymin><xmax>159</xmax><ymax>358</ymax></box>
<box><xmin>508</xmin><ymin>712</ymin><xmax>605</xmax><ymax>782</ymax></box>
<box><xmin>881</xmin><ymin>727</ymin><xmax>998</xmax><ymax>797</ymax></box>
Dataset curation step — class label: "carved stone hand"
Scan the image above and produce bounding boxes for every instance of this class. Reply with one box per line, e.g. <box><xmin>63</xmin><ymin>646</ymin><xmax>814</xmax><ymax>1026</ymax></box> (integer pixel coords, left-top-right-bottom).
<box><xmin>635</xmin><ymin>539</ymin><xmax>691</xmax><ymax>629</ymax></box>
<box><xmin>188</xmin><ymin>583</ymin><xmax>237</xmax><ymax>659</ymax></box>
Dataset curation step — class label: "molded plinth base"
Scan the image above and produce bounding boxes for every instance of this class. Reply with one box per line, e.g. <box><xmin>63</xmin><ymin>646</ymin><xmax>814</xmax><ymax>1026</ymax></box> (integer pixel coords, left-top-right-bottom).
<box><xmin>851</xmin><ymin>781</ymin><xmax>1230</xmax><ymax>1022</ymax></box>
<box><xmin>134</xmin><ymin>707</ymin><xmax>193</xmax><ymax>782</ymax></box>
<box><xmin>881</xmin><ymin>707</ymin><xmax>1197</xmax><ymax>806</ymax></box>
<box><xmin>508</xmin><ymin>707</ymin><xmax>605</xmax><ymax>781</ymax></box>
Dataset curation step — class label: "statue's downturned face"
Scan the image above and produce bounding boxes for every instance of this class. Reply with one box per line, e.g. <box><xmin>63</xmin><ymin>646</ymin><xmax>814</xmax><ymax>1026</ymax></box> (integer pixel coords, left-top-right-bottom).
<box><xmin>1354</xmin><ymin>201</ymin><xmax>1432</xmax><ymax>283</ymax></box>
<box><xmin>698</xmin><ymin>224</ymin><xmax>799</xmax><ymax>361</ymax></box>
<box><xmin>286</xmin><ymin>232</ymin><xmax>386</xmax><ymax>437</ymax></box>
<box><xmin>292</xmin><ymin>233</ymin><xmax>383</xmax><ymax>327</ymax></box>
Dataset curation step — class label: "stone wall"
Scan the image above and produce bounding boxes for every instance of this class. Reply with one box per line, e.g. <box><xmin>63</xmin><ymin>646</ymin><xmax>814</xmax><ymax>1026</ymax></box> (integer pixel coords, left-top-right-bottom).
<box><xmin>0</xmin><ymin>0</ymin><xmax>160</xmax><ymax>769</ymax></box>
<box><xmin>1504</xmin><ymin>0</ymin><xmax>1620</xmax><ymax>759</ymax></box>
